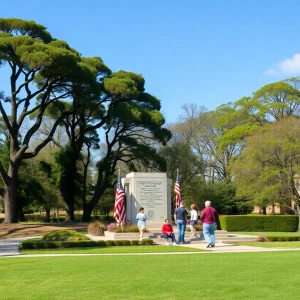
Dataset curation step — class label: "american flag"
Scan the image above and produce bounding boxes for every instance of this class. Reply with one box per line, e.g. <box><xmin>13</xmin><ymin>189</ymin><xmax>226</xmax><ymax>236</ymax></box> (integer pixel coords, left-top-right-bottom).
<box><xmin>174</xmin><ymin>171</ymin><xmax>181</xmax><ymax>208</ymax></box>
<box><xmin>114</xmin><ymin>172</ymin><xmax>126</xmax><ymax>224</ymax></box>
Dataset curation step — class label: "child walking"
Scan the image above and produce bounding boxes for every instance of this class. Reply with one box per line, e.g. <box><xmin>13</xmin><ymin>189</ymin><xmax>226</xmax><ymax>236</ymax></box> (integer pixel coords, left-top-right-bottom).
<box><xmin>136</xmin><ymin>207</ymin><xmax>147</xmax><ymax>241</ymax></box>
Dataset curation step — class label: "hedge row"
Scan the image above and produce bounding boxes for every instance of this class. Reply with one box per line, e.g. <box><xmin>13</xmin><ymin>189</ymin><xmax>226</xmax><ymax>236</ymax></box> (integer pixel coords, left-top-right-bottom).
<box><xmin>266</xmin><ymin>236</ymin><xmax>300</xmax><ymax>242</ymax></box>
<box><xmin>220</xmin><ymin>215</ymin><xmax>298</xmax><ymax>232</ymax></box>
<box><xmin>21</xmin><ymin>239</ymin><xmax>154</xmax><ymax>249</ymax></box>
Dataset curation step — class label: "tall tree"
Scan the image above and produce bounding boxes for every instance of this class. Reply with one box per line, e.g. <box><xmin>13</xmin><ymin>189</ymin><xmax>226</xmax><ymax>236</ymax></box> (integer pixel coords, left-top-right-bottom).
<box><xmin>82</xmin><ymin>85</ymin><xmax>172</xmax><ymax>221</ymax></box>
<box><xmin>0</xmin><ymin>18</ymin><xmax>97</xmax><ymax>222</ymax></box>
<box><xmin>230</xmin><ymin>117</ymin><xmax>300</xmax><ymax>226</ymax></box>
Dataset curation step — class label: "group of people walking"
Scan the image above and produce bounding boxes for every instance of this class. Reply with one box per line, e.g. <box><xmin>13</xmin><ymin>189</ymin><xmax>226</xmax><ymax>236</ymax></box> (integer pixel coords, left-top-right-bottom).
<box><xmin>136</xmin><ymin>201</ymin><xmax>219</xmax><ymax>247</ymax></box>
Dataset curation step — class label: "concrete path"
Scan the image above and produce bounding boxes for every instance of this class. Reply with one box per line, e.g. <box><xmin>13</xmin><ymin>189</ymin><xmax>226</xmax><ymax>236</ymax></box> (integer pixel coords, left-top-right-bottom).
<box><xmin>0</xmin><ymin>237</ymin><xmax>40</xmax><ymax>257</ymax></box>
<box><xmin>1</xmin><ymin>237</ymin><xmax>300</xmax><ymax>258</ymax></box>
<box><xmin>178</xmin><ymin>242</ymin><xmax>300</xmax><ymax>253</ymax></box>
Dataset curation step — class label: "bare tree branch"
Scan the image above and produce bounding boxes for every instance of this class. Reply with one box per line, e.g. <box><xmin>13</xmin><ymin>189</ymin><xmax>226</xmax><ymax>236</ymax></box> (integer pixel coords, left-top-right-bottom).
<box><xmin>23</xmin><ymin>113</ymin><xmax>69</xmax><ymax>159</ymax></box>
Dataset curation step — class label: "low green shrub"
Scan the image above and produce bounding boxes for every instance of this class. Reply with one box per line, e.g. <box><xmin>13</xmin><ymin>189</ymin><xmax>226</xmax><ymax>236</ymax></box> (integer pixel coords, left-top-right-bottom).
<box><xmin>24</xmin><ymin>214</ymin><xmax>46</xmax><ymax>222</ymax></box>
<box><xmin>114</xmin><ymin>240</ymin><xmax>131</xmax><ymax>246</ymax></box>
<box><xmin>220</xmin><ymin>215</ymin><xmax>298</xmax><ymax>232</ymax></box>
<box><xmin>62</xmin><ymin>241</ymin><xmax>98</xmax><ymax>248</ymax></box>
<box><xmin>267</xmin><ymin>235</ymin><xmax>300</xmax><ymax>242</ymax></box>
<box><xmin>42</xmin><ymin>230</ymin><xmax>90</xmax><ymax>241</ymax></box>
<box><xmin>97</xmin><ymin>241</ymin><xmax>107</xmax><ymax>246</ymax></box>
<box><xmin>21</xmin><ymin>238</ymin><xmax>155</xmax><ymax>249</ymax></box>
<box><xmin>105</xmin><ymin>240</ymin><xmax>115</xmax><ymax>246</ymax></box>
<box><xmin>140</xmin><ymin>239</ymin><xmax>154</xmax><ymax>245</ymax></box>
<box><xmin>44</xmin><ymin>242</ymin><xmax>61</xmax><ymax>248</ymax></box>
<box><xmin>130</xmin><ymin>240</ymin><xmax>140</xmax><ymax>246</ymax></box>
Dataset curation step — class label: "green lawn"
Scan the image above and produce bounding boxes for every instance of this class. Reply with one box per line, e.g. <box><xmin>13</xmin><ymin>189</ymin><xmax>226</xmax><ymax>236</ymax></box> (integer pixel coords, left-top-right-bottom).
<box><xmin>1</xmin><ymin>252</ymin><xmax>300</xmax><ymax>299</ymax></box>
<box><xmin>230</xmin><ymin>241</ymin><xmax>300</xmax><ymax>248</ymax></box>
<box><xmin>230</xmin><ymin>231</ymin><xmax>300</xmax><ymax>236</ymax></box>
<box><xmin>20</xmin><ymin>245</ymin><xmax>203</xmax><ymax>255</ymax></box>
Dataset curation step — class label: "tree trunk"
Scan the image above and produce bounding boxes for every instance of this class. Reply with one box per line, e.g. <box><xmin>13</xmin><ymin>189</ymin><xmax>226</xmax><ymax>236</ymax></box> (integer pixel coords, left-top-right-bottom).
<box><xmin>82</xmin><ymin>182</ymin><xmax>107</xmax><ymax>222</ymax></box>
<box><xmin>19</xmin><ymin>208</ymin><xmax>25</xmax><ymax>222</ymax></box>
<box><xmin>262</xmin><ymin>207</ymin><xmax>267</xmax><ymax>215</ymax></box>
<box><xmin>65</xmin><ymin>202</ymin><xmax>75</xmax><ymax>222</ymax></box>
<box><xmin>45</xmin><ymin>208</ymin><xmax>51</xmax><ymax>222</ymax></box>
<box><xmin>82</xmin><ymin>205</ymin><xmax>92</xmax><ymax>222</ymax></box>
<box><xmin>3</xmin><ymin>179</ymin><xmax>18</xmax><ymax>223</ymax></box>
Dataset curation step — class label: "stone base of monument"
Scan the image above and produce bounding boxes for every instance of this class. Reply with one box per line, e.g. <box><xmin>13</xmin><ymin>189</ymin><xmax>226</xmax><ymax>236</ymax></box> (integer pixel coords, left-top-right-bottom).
<box><xmin>104</xmin><ymin>231</ymin><xmax>159</xmax><ymax>240</ymax></box>
<box><xmin>88</xmin><ymin>230</ymin><xmax>256</xmax><ymax>244</ymax></box>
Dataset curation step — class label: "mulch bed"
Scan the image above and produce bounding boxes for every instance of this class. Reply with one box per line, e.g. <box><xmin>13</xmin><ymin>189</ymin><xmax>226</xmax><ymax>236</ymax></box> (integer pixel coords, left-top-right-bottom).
<box><xmin>0</xmin><ymin>223</ymin><xmax>89</xmax><ymax>239</ymax></box>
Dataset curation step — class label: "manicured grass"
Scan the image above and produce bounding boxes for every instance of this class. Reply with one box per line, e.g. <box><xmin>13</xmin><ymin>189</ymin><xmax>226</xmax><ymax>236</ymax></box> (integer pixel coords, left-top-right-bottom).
<box><xmin>20</xmin><ymin>245</ymin><xmax>203</xmax><ymax>254</ymax></box>
<box><xmin>230</xmin><ymin>241</ymin><xmax>300</xmax><ymax>248</ymax></box>
<box><xmin>230</xmin><ymin>231</ymin><xmax>300</xmax><ymax>236</ymax></box>
<box><xmin>1</xmin><ymin>252</ymin><xmax>300</xmax><ymax>299</ymax></box>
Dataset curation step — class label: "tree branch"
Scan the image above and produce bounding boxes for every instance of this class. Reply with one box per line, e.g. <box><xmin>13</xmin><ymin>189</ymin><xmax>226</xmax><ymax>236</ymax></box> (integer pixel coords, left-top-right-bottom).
<box><xmin>0</xmin><ymin>100</ymin><xmax>14</xmax><ymax>137</ymax></box>
<box><xmin>23</xmin><ymin>113</ymin><xmax>69</xmax><ymax>159</ymax></box>
<box><xmin>14</xmin><ymin>70</ymin><xmax>36</xmax><ymax>99</ymax></box>
<box><xmin>0</xmin><ymin>161</ymin><xmax>10</xmax><ymax>186</ymax></box>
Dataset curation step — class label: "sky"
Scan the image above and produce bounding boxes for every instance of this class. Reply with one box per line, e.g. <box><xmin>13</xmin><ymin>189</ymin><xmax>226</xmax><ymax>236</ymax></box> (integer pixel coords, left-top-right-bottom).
<box><xmin>1</xmin><ymin>0</ymin><xmax>300</xmax><ymax>123</ymax></box>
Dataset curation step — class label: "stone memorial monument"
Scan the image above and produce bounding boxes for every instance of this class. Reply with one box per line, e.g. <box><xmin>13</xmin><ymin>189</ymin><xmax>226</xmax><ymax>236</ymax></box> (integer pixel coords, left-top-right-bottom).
<box><xmin>122</xmin><ymin>172</ymin><xmax>172</xmax><ymax>228</ymax></box>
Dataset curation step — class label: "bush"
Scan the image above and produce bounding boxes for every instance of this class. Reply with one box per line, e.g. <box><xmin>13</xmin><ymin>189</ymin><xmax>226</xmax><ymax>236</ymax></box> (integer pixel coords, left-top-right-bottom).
<box><xmin>267</xmin><ymin>235</ymin><xmax>300</xmax><ymax>242</ymax></box>
<box><xmin>42</xmin><ymin>230</ymin><xmax>89</xmax><ymax>241</ymax></box>
<box><xmin>88</xmin><ymin>221</ymin><xmax>106</xmax><ymax>236</ymax></box>
<box><xmin>24</xmin><ymin>214</ymin><xmax>46</xmax><ymax>222</ymax></box>
<box><xmin>97</xmin><ymin>241</ymin><xmax>107</xmax><ymax>246</ymax></box>
<box><xmin>220</xmin><ymin>215</ymin><xmax>298</xmax><ymax>232</ymax></box>
<box><xmin>130</xmin><ymin>240</ymin><xmax>140</xmax><ymax>246</ymax></box>
<box><xmin>21</xmin><ymin>238</ymin><xmax>155</xmax><ymax>249</ymax></box>
<box><xmin>114</xmin><ymin>240</ymin><xmax>131</xmax><ymax>246</ymax></box>
<box><xmin>62</xmin><ymin>241</ymin><xmax>98</xmax><ymax>248</ymax></box>
<box><xmin>140</xmin><ymin>239</ymin><xmax>154</xmax><ymax>245</ymax></box>
<box><xmin>105</xmin><ymin>240</ymin><xmax>115</xmax><ymax>246</ymax></box>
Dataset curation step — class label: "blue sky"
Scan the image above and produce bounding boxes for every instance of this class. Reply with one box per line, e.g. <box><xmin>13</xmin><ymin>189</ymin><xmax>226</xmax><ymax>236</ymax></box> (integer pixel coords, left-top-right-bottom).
<box><xmin>1</xmin><ymin>0</ymin><xmax>300</xmax><ymax>123</ymax></box>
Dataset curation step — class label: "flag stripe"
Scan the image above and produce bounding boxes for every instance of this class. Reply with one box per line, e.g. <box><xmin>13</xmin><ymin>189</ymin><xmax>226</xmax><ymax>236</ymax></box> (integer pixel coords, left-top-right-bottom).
<box><xmin>174</xmin><ymin>172</ymin><xmax>181</xmax><ymax>208</ymax></box>
<box><xmin>114</xmin><ymin>173</ymin><xmax>126</xmax><ymax>224</ymax></box>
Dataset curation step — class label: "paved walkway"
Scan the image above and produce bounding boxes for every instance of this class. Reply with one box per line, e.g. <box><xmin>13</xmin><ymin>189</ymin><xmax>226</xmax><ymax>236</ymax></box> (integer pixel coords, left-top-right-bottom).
<box><xmin>1</xmin><ymin>237</ymin><xmax>300</xmax><ymax>258</ymax></box>
<box><xmin>0</xmin><ymin>237</ymin><xmax>40</xmax><ymax>257</ymax></box>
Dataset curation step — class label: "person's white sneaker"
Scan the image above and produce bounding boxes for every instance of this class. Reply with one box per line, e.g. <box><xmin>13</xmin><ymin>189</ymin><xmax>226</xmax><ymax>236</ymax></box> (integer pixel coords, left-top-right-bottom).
<box><xmin>173</xmin><ymin>242</ymin><xmax>177</xmax><ymax>246</ymax></box>
<box><xmin>165</xmin><ymin>241</ymin><xmax>169</xmax><ymax>245</ymax></box>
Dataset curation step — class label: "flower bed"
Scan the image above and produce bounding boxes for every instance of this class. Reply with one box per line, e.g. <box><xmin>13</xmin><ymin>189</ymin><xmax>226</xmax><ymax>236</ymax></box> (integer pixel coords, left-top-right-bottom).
<box><xmin>106</xmin><ymin>224</ymin><xmax>143</xmax><ymax>232</ymax></box>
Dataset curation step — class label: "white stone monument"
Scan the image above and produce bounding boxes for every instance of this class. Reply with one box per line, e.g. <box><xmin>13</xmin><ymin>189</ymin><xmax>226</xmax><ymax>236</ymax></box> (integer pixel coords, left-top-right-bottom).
<box><xmin>122</xmin><ymin>172</ymin><xmax>172</xmax><ymax>228</ymax></box>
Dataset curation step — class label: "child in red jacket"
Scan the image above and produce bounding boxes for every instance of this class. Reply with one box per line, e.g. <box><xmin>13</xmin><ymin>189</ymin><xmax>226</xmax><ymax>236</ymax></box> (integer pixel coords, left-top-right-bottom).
<box><xmin>161</xmin><ymin>219</ymin><xmax>177</xmax><ymax>245</ymax></box>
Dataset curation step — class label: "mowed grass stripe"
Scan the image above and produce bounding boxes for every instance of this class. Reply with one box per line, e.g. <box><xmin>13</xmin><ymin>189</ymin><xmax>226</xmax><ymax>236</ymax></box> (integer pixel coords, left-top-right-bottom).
<box><xmin>1</xmin><ymin>252</ymin><xmax>300</xmax><ymax>299</ymax></box>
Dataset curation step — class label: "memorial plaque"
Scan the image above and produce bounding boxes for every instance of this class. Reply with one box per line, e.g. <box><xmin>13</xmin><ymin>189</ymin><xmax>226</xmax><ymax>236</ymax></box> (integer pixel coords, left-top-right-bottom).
<box><xmin>123</xmin><ymin>172</ymin><xmax>172</xmax><ymax>227</ymax></box>
<box><xmin>136</xmin><ymin>180</ymin><xmax>164</xmax><ymax>221</ymax></box>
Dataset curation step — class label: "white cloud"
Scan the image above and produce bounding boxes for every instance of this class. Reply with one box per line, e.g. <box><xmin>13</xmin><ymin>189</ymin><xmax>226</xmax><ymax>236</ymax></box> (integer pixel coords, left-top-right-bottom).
<box><xmin>265</xmin><ymin>53</ymin><xmax>300</xmax><ymax>76</ymax></box>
